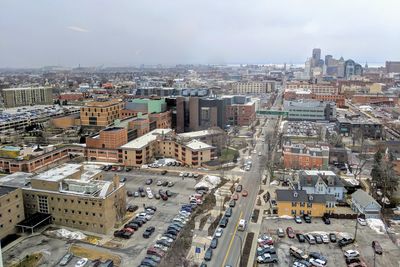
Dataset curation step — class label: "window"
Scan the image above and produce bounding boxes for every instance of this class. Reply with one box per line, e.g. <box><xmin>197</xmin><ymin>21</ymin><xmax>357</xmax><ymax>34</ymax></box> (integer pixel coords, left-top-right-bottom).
<box><xmin>307</xmin><ymin>203</ymin><xmax>312</xmax><ymax>208</ymax></box>
<box><xmin>38</xmin><ymin>195</ymin><xmax>49</xmax><ymax>213</ymax></box>
<box><xmin>291</xmin><ymin>210</ymin><xmax>296</xmax><ymax>215</ymax></box>
<box><xmin>291</xmin><ymin>202</ymin><xmax>297</xmax><ymax>207</ymax></box>
<box><xmin>300</xmin><ymin>202</ymin><xmax>305</xmax><ymax>207</ymax></box>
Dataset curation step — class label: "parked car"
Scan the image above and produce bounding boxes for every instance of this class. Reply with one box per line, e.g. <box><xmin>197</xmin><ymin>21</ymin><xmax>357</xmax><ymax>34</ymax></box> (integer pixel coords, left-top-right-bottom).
<box><xmin>305</xmin><ymin>234</ymin><xmax>316</xmax><ymax>244</ymax></box>
<box><xmin>320</xmin><ymin>234</ymin><xmax>330</xmax><ymax>243</ymax></box>
<box><xmin>143</xmin><ymin>226</ymin><xmax>155</xmax><ymax>238</ymax></box>
<box><xmin>232</xmin><ymin>193</ymin><xmax>239</xmax><ymax>200</ymax></box>
<box><xmin>322</xmin><ymin>216</ymin><xmax>330</xmax><ymax>225</ymax></box>
<box><xmin>344</xmin><ymin>250</ymin><xmax>360</xmax><ymax>259</ymax></box>
<box><xmin>157</xmin><ymin>180</ymin><xmax>163</xmax><ymax>186</ymax></box>
<box><xmin>348</xmin><ymin>261</ymin><xmax>367</xmax><ymax>267</ymax></box>
<box><xmin>166</xmin><ymin>190</ymin><xmax>173</xmax><ymax>197</ymax></box>
<box><xmin>219</xmin><ymin>217</ymin><xmax>229</xmax><ymax>228</ymax></box>
<box><xmin>144</xmin><ymin>255</ymin><xmax>161</xmax><ymax>263</ymax></box>
<box><xmin>296</xmin><ymin>233</ymin><xmax>305</xmax><ymax>243</ymax></box>
<box><xmin>59</xmin><ymin>253</ymin><xmax>73</xmax><ymax>266</ymax></box>
<box><xmin>140</xmin><ymin>191</ymin><xmax>146</xmax><ymax>197</ymax></box>
<box><xmin>309</xmin><ymin>258</ymin><xmax>326</xmax><ymax>267</ymax></box>
<box><xmin>229</xmin><ymin>200</ymin><xmax>236</xmax><ymax>207</ymax></box>
<box><xmin>289</xmin><ymin>246</ymin><xmax>309</xmax><ymax>260</ymax></box>
<box><xmin>236</xmin><ymin>184</ymin><xmax>243</xmax><ymax>192</ymax></box>
<box><xmin>161</xmin><ymin>170</ymin><xmax>168</xmax><ymax>175</ymax></box>
<box><xmin>75</xmin><ymin>258</ymin><xmax>88</xmax><ymax>267</ymax></box>
<box><xmin>257</xmin><ymin>253</ymin><xmax>278</xmax><ymax>263</ymax></box>
<box><xmin>257</xmin><ymin>246</ymin><xmax>276</xmax><ymax>256</ymax></box>
<box><xmin>314</xmin><ymin>235</ymin><xmax>323</xmax><ymax>244</ymax></box>
<box><xmin>168</xmin><ymin>181</ymin><xmax>174</xmax><ymax>187</ymax></box>
<box><xmin>277</xmin><ymin>228</ymin><xmax>285</xmax><ymax>237</ymax></box>
<box><xmin>145</xmin><ymin>179</ymin><xmax>153</xmax><ymax>185</ymax></box>
<box><xmin>357</xmin><ymin>217</ymin><xmax>367</xmax><ymax>226</ymax></box>
<box><xmin>127</xmin><ymin>205</ymin><xmax>138</xmax><ymax>212</ymax></box>
<box><xmin>329</xmin><ymin>233</ymin><xmax>336</xmax><ymax>242</ymax></box>
<box><xmin>242</xmin><ymin>190</ymin><xmax>248</xmax><ymax>197</ymax></box>
<box><xmin>303</xmin><ymin>214</ymin><xmax>311</xmax><ymax>223</ymax></box>
<box><xmin>225</xmin><ymin>207</ymin><xmax>233</xmax><ymax>217</ymax></box>
<box><xmin>204</xmin><ymin>248</ymin><xmax>213</xmax><ymax>261</ymax></box>
<box><xmin>210</xmin><ymin>238</ymin><xmax>218</xmax><ymax>249</ymax></box>
<box><xmin>215</xmin><ymin>228</ymin><xmax>223</xmax><ymax>238</ymax></box>
<box><xmin>345</xmin><ymin>258</ymin><xmax>361</xmax><ymax>265</ymax></box>
<box><xmin>119</xmin><ymin>177</ymin><xmax>127</xmax><ymax>183</ymax></box>
<box><xmin>338</xmin><ymin>237</ymin><xmax>354</xmax><ymax>247</ymax></box>
<box><xmin>294</xmin><ymin>216</ymin><xmax>302</xmax><ymax>224</ymax></box>
<box><xmin>162</xmin><ymin>181</ymin><xmax>169</xmax><ymax>186</ymax></box>
<box><xmin>372</xmin><ymin>240</ymin><xmax>383</xmax><ymax>255</ymax></box>
<box><xmin>286</xmin><ymin>227</ymin><xmax>295</xmax><ymax>238</ymax></box>
<box><xmin>309</xmin><ymin>252</ymin><xmax>327</xmax><ymax>262</ymax></box>
<box><xmin>134</xmin><ymin>191</ymin><xmax>139</xmax><ymax>197</ymax></box>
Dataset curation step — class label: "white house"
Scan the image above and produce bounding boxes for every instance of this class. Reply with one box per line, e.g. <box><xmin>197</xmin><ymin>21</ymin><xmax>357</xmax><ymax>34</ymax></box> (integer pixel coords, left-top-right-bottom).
<box><xmin>297</xmin><ymin>170</ymin><xmax>346</xmax><ymax>201</ymax></box>
<box><xmin>351</xmin><ymin>189</ymin><xmax>381</xmax><ymax>219</ymax></box>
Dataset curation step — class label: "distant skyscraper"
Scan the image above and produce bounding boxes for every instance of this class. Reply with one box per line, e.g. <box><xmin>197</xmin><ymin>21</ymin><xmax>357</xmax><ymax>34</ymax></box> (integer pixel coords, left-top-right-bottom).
<box><xmin>344</xmin><ymin>59</ymin><xmax>363</xmax><ymax>78</ymax></box>
<box><xmin>312</xmin><ymin>48</ymin><xmax>322</xmax><ymax>67</ymax></box>
<box><xmin>325</xmin><ymin>55</ymin><xmax>333</xmax><ymax>67</ymax></box>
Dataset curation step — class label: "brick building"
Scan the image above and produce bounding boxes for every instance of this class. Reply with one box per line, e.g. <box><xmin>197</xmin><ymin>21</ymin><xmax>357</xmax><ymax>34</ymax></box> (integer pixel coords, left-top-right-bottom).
<box><xmin>283</xmin><ymin>143</ymin><xmax>329</xmax><ymax>170</ymax></box>
<box><xmin>80</xmin><ymin>100</ymin><xmax>124</xmax><ymax>127</ymax></box>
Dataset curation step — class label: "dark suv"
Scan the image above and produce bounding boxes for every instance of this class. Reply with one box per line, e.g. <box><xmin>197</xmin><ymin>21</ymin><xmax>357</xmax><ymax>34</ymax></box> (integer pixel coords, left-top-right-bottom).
<box><xmin>303</xmin><ymin>214</ymin><xmax>311</xmax><ymax>223</ymax></box>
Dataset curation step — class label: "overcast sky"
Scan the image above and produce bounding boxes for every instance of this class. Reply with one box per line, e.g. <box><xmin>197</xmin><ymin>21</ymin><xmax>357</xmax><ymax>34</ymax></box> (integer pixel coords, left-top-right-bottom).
<box><xmin>1</xmin><ymin>0</ymin><xmax>399</xmax><ymax>67</ymax></box>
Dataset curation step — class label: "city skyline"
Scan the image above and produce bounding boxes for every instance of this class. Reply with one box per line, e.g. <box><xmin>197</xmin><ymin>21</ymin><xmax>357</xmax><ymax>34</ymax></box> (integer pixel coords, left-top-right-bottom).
<box><xmin>1</xmin><ymin>0</ymin><xmax>399</xmax><ymax>68</ymax></box>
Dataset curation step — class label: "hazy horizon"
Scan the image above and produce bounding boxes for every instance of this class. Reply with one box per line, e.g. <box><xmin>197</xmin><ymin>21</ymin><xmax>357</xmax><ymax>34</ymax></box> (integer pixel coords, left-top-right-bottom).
<box><xmin>1</xmin><ymin>0</ymin><xmax>399</xmax><ymax>68</ymax></box>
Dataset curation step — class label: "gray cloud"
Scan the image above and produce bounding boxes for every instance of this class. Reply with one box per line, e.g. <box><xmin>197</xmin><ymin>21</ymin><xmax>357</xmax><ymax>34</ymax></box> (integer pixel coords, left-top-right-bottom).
<box><xmin>0</xmin><ymin>0</ymin><xmax>399</xmax><ymax>67</ymax></box>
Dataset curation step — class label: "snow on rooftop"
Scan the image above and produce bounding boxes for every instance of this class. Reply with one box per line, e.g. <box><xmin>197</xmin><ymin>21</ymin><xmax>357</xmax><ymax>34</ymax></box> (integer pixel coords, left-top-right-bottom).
<box><xmin>185</xmin><ymin>139</ymin><xmax>213</xmax><ymax>150</ymax></box>
<box><xmin>120</xmin><ymin>128</ymin><xmax>172</xmax><ymax>150</ymax></box>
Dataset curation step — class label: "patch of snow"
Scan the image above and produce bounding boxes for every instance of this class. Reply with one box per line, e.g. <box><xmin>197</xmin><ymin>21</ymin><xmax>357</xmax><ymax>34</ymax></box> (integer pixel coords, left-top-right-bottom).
<box><xmin>279</xmin><ymin>215</ymin><xmax>293</xmax><ymax>219</ymax></box>
<box><xmin>270</xmin><ymin>180</ymin><xmax>279</xmax><ymax>186</ymax></box>
<box><xmin>366</xmin><ymin>218</ymin><xmax>386</xmax><ymax>234</ymax></box>
<box><xmin>47</xmin><ymin>228</ymin><xmax>87</xmax><ymax>240</ymax></box>
<box><xmin>195</xmin><ymin>175</ymin><xmax>221</xmax><ymax>190</ymax></box>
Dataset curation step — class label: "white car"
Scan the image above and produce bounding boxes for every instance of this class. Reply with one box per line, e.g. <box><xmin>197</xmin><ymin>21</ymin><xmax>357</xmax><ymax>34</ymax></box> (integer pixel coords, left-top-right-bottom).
<box><xmin>344</xmin><ymin>250</ymin><xmax>360</xmax><ymax>258</ymax></box>
<box><xmin>256</xmin><ymin>244</ymin><xmax>273</xmax><ymax>252</ymax></box>
<box><xmin>172</xmin><ymin>218</ymin><xmax>187</xmax><ymax>224</ymax></box>
<box><xmin>159</xmin><ymin>236</ymin><xmax>174</xmax><ymax>243</ymax></box>
<box><xmin>75</xmin><ymin>258</ymin><xmax>88</xmax><ymax>267</ymax></box>
<box><xmin>215</xmin><ymin>228</ymin><xmax>223</xmax><ymax>237</ymax></box>
<box><xmin>157</xmin><ymin>180</ymin><xmax>163</xmax><ymax>186</ymax></box>
<box><xmin>146</xmin><ymin>187</ymin><xmax>152</xmax><ymax>194</ymax></box>
<box><xmin>179</xmin><ymin>211</ymin><xmax>191</xmax><ymax>217</ymax></box>
<box><xmin>147</xmin><ymin>192</ymin><xmax>154</xmax><ymax>199</ymax></box>
<box><xmin>309</xmin><ymin>258</ymin><xmax>326</xmax><ymax>267</ymax></box>
<box><xmin>179</xmin><ymin>172</ymin><xmax>184</xmax><ymax>177</ymax></box>
<box><xmin>321</xmin><ymin>233</ymin><xmax>329</xmax><ymax>243</ymax></box>
<box><xmin>293</xmin><ymin>262</ymin><xmax>308</xmax><ymax>267</ymax></box>
<box><xmin>357</xmin><ymin>217</ymin><xmax>367</xmax><ymax>226</ymax></box>
<box><xmin>138</xmin><ymin>212</ymin><xmax>152</xmax><ymax>220</ymax></box>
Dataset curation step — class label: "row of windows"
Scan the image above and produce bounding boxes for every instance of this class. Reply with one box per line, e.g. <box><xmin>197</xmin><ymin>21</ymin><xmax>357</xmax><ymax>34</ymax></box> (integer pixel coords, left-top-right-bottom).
<box><xmin>0</xmin><ymin>214</ymin><xmax>22</xmax><ymax>227</ymax></box>
<box><xmin>291</xmin><ymin>202</ymin><xmax>313</xmax><ymax>208</ymax></box>
<box><xmin>24</xmin><ymin>194</ymin><xmax>103</xmax><ymax>207</ymax></box>
<box><xmin>0</xmin><ymin>204</ymin><xmax>20</xmax><ymax>216</ymax></box>
<box><xmin>291</xmin><ymin>210</ymin><xmax>312</xmax><ymax>215</ymax></box>
<box><xmin>54</xmin><ymin>217</ymin><xmax>104</xmax><ymax>228</ymax></box>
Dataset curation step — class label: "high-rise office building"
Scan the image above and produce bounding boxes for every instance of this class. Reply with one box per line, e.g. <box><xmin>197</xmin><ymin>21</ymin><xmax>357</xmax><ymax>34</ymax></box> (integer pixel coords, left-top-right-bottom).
<box><xmin>312</xmin><ymin>48</ymin><xmax>322</xmax><ymax>67</ymax></box>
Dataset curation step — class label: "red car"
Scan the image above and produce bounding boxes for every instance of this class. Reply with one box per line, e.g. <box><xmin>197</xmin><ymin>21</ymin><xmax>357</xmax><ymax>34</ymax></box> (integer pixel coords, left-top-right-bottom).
<box><xmin>372</xmin><ymin>240</ymin><xmax>383</xmax><ymax>255</ymax></box>
<box><xmin>232</xmin><ymin>193</ymin><xmax>239</xmax><ymax>200</ymax></box>
<box><xmin>147</xmin><ymin>247</ymin><xmax>165</xmax><ymax>258</ymax></box>
<box><xmin>242</xmin><ymin>190</ymin><xmax>248</xmax><ymax>197</ymax></box>
<box><xmin>286</xmin><ymin>227</ymin><xmax>295</xmax><ymax>238</ymax></box>
<box><xmin>348</xmin><ymin>261</ymin><xmax>367</xmax><ymax>267</ymax></box>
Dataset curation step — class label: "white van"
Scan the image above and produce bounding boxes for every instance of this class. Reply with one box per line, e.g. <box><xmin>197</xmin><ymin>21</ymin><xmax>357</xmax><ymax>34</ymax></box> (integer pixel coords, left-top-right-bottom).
<box><xmin>238</xmin><ymin>219</ymin><xmax>247</xmax><ymax>231</ymax></box>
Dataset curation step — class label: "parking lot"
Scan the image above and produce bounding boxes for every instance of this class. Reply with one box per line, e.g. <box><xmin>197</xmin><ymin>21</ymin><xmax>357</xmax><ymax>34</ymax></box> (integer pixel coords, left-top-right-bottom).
<box><xmin>257</xmin><ymin>217</ymin><xmax>400</xmax><ymax>267</ymax></box>
<box><xmin>103</xmin><ymin>169</ymin><xmax>199</xmax><ymax>266</ymax></box>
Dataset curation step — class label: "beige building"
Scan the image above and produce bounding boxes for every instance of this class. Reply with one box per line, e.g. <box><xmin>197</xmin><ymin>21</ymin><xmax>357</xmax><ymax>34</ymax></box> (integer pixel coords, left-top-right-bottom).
<box><xmin>0</xmin><ymin>186</ymin><xmax>25</xmax><ymax>239</ymax></box>
<box><xmin>286</xmin><ymin>82</ymin><xmax>338</xmax><ymax>95</ymax></box>
<box><xmin>121</xmin><ymin>129</ymin><xmax>215</xmax><ymax>167</ymax></box>
<box><xmin>2</xmin><ymin>87</ymin><xmax>53</xmax><ymax>108</ymax></box>
<box><xmin>232</xmin><ymin>81</ymin><xmax>275</xmax><ymax>94</ymax></box>
<box><xmin>80</xmin><ymin>99</ymin><xmax>124</xmax><ymax>127</ymax></box>
<box><xmin>0</xmin><ymin>164</ymin><xmax>126</xmax><ymax>234</ymax></box>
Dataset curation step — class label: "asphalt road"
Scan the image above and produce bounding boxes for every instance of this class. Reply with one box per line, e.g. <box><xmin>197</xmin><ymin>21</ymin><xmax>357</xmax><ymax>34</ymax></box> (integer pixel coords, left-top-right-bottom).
<box><xmin>209</xmin><ymin>98</ymin><xmax>281</xmax><ymax>267</ymax></box>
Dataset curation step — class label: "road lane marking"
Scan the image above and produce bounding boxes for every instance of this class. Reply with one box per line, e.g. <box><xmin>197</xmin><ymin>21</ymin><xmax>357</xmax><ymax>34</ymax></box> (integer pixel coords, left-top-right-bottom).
<box><xmin>221</xmin><ymin>211</ymin><xmax>243</xmax><ymax>267</ymax></box>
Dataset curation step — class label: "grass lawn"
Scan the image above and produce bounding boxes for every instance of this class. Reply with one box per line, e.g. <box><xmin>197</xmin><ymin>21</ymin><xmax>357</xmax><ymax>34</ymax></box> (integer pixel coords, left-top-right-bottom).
<box><xmin>220</xmin><ymin>148</ymin><xmax>239</xmax><ymax>162</ymax></box>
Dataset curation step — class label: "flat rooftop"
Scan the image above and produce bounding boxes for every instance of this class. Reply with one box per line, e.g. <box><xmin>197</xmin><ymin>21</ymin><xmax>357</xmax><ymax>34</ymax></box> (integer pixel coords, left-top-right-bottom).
<box><xmin>185</xmin><ymin>139</ymin><xmax>213</xmax><ymax>150</ymax></box>
<box><xmin>302</xmin><ymin>170</ymin><xmax>336</xmax><ymax>176</ymax></box>
<box><xmin>0</xmin><ymin>185</ymin><xmax>17</xmax><ymax>197</ymax></box>
<box><xmin>121</xmin><ymin>128</ymin><xmax>172</xmax><ymax>150</ymax></box>
<box><xmin>0</xmin><ymin>172</ymin><xmax>33</xmax><ymax>188</ymax></box>
<box><xmin>178</xmin><ymin>129</ymin><xmax>222</xmax><ymax>138</ymax></box>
